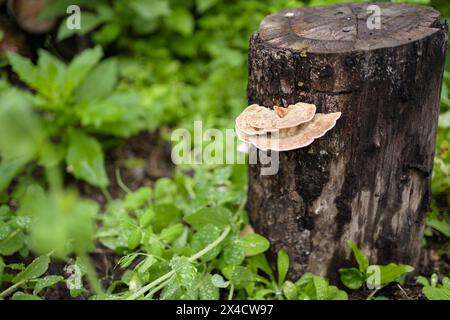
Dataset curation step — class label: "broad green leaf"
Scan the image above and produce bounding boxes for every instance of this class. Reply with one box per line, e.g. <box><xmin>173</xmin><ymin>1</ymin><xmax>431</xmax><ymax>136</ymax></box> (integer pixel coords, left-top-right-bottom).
<box><xmin>427</xmin><ymin>217</ymin><xmax>450</xmax><ymax>237</ymax></box>
<box><xmin>196</xmin><ymin>0</ymin><xmax>219</xmax><ymax>13</ymax></box>
<box><xmin>377</xmin><ymin>263</ymin><xmax>414</xmax><ymax>285</ymax></box>
<box><xmin>327</xmin><ymin>286</ymin><xmax>348</xmax><ymax>300</ymax></box>
<box><xmin>170</xmin><ymin>256</ymin><xmax>197</xmax><ymax>290</ymax></box>
<box><xmin>222</xmin><ymin>266</ymin><xmax>253</xmax><ymax>289</ymax></box>
<box><xmin>139</xmin><ymin>208</ymin><xmax>154</xmax><ymax>228</ymax></box>
<box><xmin>35</xmin><ymin>50</ymin><xmax>67</xmax><ymax>99</ymax></box>
<box><xmin>129</xmin><ymin>0</ymin><xmax>171</xmax><ymax>21</ymax></box>
<box><xmin>66</xmin><ymin>130</ymin><xmax>108</xmax><ymax>188</ymax></box>
<box><xmin>0</xmin><ymin>89</ymin><xmax>42</xmax><ymax>172</ymax></box>
<box><xmin>0</xmin><ymin>231</ymin><xmax>25</xmax><ymax>256</ymax></box>
<box><xmin>151</xmin><ymin>204</ymin><xmax>182</xmax><ymax>232</ymax></box>
<box><xmin>165</xmin><ymin>8</ymin><xmax>194</xmax><ymax>36</ymax></box>
<box><xmin>13</xmin><ymin>256</ymin><xmax>50</xmax><ymax>283</ymax></box>
<box><xmin>282</xmin><ymin>281</ymin><xmax>298</xmax><ymax>300</ymax></box>
<box><xmin>76</xmin><ymin>58</ymin><xmax>118</xmax><ymax>101</ymax></box>
<box><xmin>313</xmin><ymin>276</ymin><xmax>329</xmax><ymax>300</ymax></box>
<box><xmin>0</xmin><ymin>159</ymin><xmax>28</xmax><ymax>195</ymax></box>
<box><xmin>211</xmin><ymin>274</ymin><xmax>229</xmax><ymax>288</ymax></box>
<box><xmin>348</xmin><ymin>240</ymin><xmax>369</xmax><ymax>273</ymax></box>
<box><xmin>241</xmin><ymin>233</ymin><xmax>270</xmax><ymax>256</ymax></box>
<box><xmin>123</xmin><ymin>187</ymin><xmax>152</xmax><ymax>210</ymax></box>
<box><xmin>184</xmin><ymin>206</ymin><xmax>232</xmax><ymax>230</ymax></box>
<box><xmin>338</xmin><ymin>267</ymin><xmax>364</xmax><ymax>290</ymax></box>
<box><xmin>439</xmin><ymin>111</ymin><xmax>450</xmax><ymax>128</ymax></box>
<box><xmin>247</xmin><ymin>254</ymin><xmax>274</xmax><ymax>280</ymax></box>
<box><xmin>58</xmin><ymin>13</ymin><xmax>104</xmax><ymax>41</ymax></box>
<box><xmin>159</xmin><ymin>224</ymin><xmax>184</xmax><ymax>243</ymax></box>
<box><xmin>191</xmin><ymin>224</ymin><xmax>222</xmax><ymax>261</ymax></box>
<box><xmin>64</xmin><ymin>46</ymin><xmax>103</xmax><ymax>98</ymax></box>
<box><xmin>296</xmin><ymin>273</ymin><xmax>340</xmax><ymax>300</ymax></box>
<box><xmin>419</xmin><ymin>276</ymin><xmax>450</xmax><ymax>300</ymax></box>
<box><xmin>29</xmin><ymin>191</ymin><xmax>98</xmax><ymax>258</ymax></box>
<box><xmin>135</xmin><ymin>256</ymin><xmax>157</xmax><ymax>274</ymax></box>
<box><xmin>7</xmin><ymin>53</ymin><xmax>38</xmax><ymax>88</ymax></box>
<box><xmin>33</xmin><ymin>275</ymin><xmax>64</xmax><ymax>295</ymax></box>
<box><xmin>223</xmin><ymin>239</ymin><xmax>245</xmax><ymax>266</ymax></box>
<box><xmin>127</xmin><ymin>230</ymin><xmax>142</xmax><ymax>250</ymax></box>
<box><xmin>199</xmin><ymin>274</ymin><xmax>220</xmax><ymax>300</ymax></box>
<box><xmin>160</xmin><ymin>275</ymin><xmax>181</xmax><ymax>300</ymax></box>
<box><xmin>277</xmin><ymin>249</ymin><xmax>289</xmax><ymax>286</ymax></box>
<box><xmin>11</xmin><ymin>292</ymin><xmax>42</xmax><ymax>300</ymax></box>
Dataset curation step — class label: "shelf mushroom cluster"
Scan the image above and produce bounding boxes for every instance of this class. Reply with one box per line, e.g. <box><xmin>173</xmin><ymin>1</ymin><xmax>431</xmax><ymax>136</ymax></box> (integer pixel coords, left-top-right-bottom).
<box><xmin>235</xmin><ymin>103</ymin><xmax>341</xmax><ymax>151</ymax></box>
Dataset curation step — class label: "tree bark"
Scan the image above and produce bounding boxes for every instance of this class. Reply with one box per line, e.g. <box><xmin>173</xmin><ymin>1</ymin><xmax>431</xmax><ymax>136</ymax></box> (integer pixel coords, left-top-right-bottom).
<box><xmin>247</xmin><ymin>3</ymin><xmax>448</xmax><ymax>281</ymax></box>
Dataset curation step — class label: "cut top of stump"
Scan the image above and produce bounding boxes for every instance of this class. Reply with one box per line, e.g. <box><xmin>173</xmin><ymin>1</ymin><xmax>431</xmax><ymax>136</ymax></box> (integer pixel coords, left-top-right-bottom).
<box><xmin>259</xmin><ymin>3</ymin><xmax>441</xmax><ymax>53</ymax></box>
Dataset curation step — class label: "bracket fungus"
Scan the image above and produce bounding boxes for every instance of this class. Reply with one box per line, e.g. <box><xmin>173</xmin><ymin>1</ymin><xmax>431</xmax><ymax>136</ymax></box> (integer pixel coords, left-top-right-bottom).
<box><xmin>235</xmin><ymin>103</ymin><xmax>341</xmax><ymax>152</ymax></box>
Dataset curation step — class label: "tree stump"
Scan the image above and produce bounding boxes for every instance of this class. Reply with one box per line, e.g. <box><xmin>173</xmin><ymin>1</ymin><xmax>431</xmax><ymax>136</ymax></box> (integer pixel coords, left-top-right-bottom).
<box><xmin>247</xmin><ymin>3</ymin><xmax>448</xmax><ymax>281</ymax></box>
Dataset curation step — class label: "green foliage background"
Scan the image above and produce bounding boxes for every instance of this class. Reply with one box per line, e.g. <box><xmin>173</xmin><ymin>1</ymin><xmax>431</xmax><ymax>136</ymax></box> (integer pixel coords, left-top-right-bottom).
<box><xmin>0</xmin><ymin>0</ymin><xmax>449</xmax><ymax>300</ymax></box>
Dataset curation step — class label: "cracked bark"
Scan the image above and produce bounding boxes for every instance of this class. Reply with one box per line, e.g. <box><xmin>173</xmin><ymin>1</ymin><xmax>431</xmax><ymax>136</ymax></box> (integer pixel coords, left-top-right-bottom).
<box><xmin>246</xmin><ymin>3</ymin><xmax>448</xmax><ymax>281</ymax></box>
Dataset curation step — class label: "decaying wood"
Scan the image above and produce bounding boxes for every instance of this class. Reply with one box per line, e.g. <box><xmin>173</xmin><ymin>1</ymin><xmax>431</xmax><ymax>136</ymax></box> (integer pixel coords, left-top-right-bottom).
<box><xmin>247</xmin><ymin>3</ymin><xmax>448</xmax><ymax>281</ymax></box>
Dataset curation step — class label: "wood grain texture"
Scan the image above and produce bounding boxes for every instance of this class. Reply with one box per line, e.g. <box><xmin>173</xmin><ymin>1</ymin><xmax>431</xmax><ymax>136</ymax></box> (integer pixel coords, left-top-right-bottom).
<box><xmin>247</xmin><ymin>3</ymin><xmax>448</xmax><ymax>281</ymax></box>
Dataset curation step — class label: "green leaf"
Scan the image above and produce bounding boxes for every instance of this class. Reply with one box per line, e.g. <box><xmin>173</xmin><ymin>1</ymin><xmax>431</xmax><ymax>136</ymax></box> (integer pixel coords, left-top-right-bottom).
<box><xmin>199</xmin><ymin>274</ymin><xmax>219</xmax><ymax>300</ymax></box>
<box><xmin>422</xmin><ymin>286</ymin><xmax>450</xmax><ymax>300</ymax></box>
<box><xmin>151</xmin><ymin>204</ymin><xmax>182</xmax><ymax>232</ymax></box>
<box><xmin>13</xmin><ymin>256</ymin><xmax>50</xmax><ymax>283</ymax></box>
<box><xmin>427</xmin><ymin>217</ymin><xmax>450</xmax><ymax>237</ymax></box>
<box><xmin>223</xmin><ymin>239</ymin><xmax>245</xmax><ymax>266</ymax></box>
<box><xmin>160</xmin><ymin>275</ymin><xmax>181</xmax><ymax>300</ymax></box>
<box><xmin>66</xmin><ymin>130</ymin><xmax>108</xmax><ymax>188</ymax></box>
<box><xmin>170</xmin><ymin>256</ymin><xmax>197</xmax><ymax>290</ymax></box>
<box><xmin>348</xmin><ymin>240</ymin><xmax>369</xmax><ymax>273</ymax></box>
<box><xmin>327</xmin><ymin>286</ymin><xmax>348</xmax><ymax>300</ymax></box>
<box><xmin>247</xmin><ymin>254</ymin><xmax>274</xmax><ymax>280</ymax></box>
<box><xmin>0</xmin><ymin>256</ymin><xmax>5</xmax><ymax>280</ymax></box>
<box><xmin>135</xmin><ymin>256</ymin><xmax>157</xmax><ymax>274</ymax></box>
<box><xmin>127</xmin><ymin>230</ymin><xmax>142</xmax><ymax>250</ymax></box>
<box><xmin>123</xmin><ymin>187</ymin><xmax>151</xmax><ymax>210</ymax></box>
<box><xmin>296</xmin><ymin>273</ymin><xmax>342</xmax><ymax>300</ymax></box>
<box><xmin>184</xmin><ymin>206</ymin><xmax>232</xmax><ymax>230</ymax></box>
<box><xmin>196</xmin><ymin>0</ymin><xmax>219</xmax><ymax>13</ymax></box>
<box><xmin>159</xmin><ymin>224</ymin><xmax>184</xmax><ymax>243</ymax></box>
<box><xmin>0</xmin><ymin>159</ymin><xmax>28</xmax><ymax>197</ymax></box>
<box><xmin>313</xmin><ymin>276</ymin><xmax>329</xmax><ymax>300</ymax></box>
<box><xmin>11</xmin><ymin>292</ymin><xmax>42</xmax><ymax>300</ymax></box>
<box><xmin>76</xmin><ymin>58</ymin><xmax>118</xmax><ymax>101</ymax></box>
<box><xmin>64</xmin><ymin>46</ymin><xmax>103</xmax><ymax>98</ymax></box>
<box><xmin>57</xmin><ymin>13</ymin><xmax>104</xmax><ymax>41</ymax></box>
<box><xmin>222</xmin><ymin>266</ymin><xmax>253</xmax><ymax>289</ymax></box>
<box><xmin>277</xmin><ymin>249</ymin><xmax>289</xmax><ymax>286</ymax></box>
<box><xmin>7</xmin><ymin>53</ymin><xmax>38</xmax><ymax>88</ymax></box>
<box><xmin>377</xmin><ymin>263</ymin><xmax>414</xmax><ymax>285</ymax></box>
<box><xmin>338</xmin><ymin>267</ymin><xmax>364</xmax><ymax>290</ymax></box>
<box><xmin>29</xmin><ymin>190</ymin><xmax>98</xmax><ymax>258</ymax></box>
<box><xmin>191</xmin><ymin>224</ymin><xmax>222</xmax><ymax>261</ymax></box>
<box><xmin>282</xmin><ymin>280</ymin><xmax>298</xmax><ymax>300</ymax></box>
<box><xmin>166</xmin><ymin>8</ymin><xmax>194</xmax><ymax>36</ymax></box>
<box><xmin>0</xmin><ymin>231</ymin><xmax>25</xmax><ymax>256</ymax></box>
<box><xmin>129</xmin><ymin>0</ymin><xmax>171</xmax><ymax>21</ymax></box>
<box><xmin>35</xmin><ymin>50</ymin><xmax>67</xmax><ymax>99</ymax></box>
<box><xmin>418</xmin><ymin>276</ymin><xmax>450</xmax><ymax>300</ymax></box>
<box><xmin>241</xmin><ymin>233</ymin><xmax>270</xmax><ymax>256</ymax></box>
<box><xmin>211</xmin><ymin>274</ymin><xmax>229</xmax><ymax>288</ymax></box>
<box><xmin>33</xmin><ymin>275</ymin><xmax>64</xmax><ymax>295</ymax></box>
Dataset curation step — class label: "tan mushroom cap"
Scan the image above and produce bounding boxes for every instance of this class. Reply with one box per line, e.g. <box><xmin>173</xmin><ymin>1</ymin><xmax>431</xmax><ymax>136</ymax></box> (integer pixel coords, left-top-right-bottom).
<box><xmin>235</xmin><ymin>104</ymin><xmax>278</xmax><ymax>135</ymax></box>
<box><xmin>246</xmin><ymin>112</ymin><xmax>341</xmax><ymax>151</ymax></box>
<box><xmin>235</xmin><ymin>103</ymin><xmax>316</xmax><ymax>135</ymax></box>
